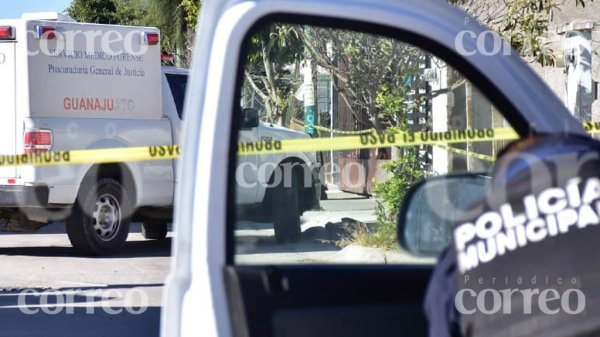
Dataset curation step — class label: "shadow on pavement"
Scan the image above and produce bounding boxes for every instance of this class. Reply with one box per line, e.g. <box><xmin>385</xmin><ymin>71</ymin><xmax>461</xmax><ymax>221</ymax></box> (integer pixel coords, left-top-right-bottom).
<box><xmin>0</xmin><ymin>283</ymin><xmax>164</xmax><ymax>303</ymax></box>
<box><xmin>0</xmin><ymin>238</ymin><xmax>172</xmax><ymax>258</ymax></box>
<box><xmin>0</xmin><ymin>222</ymin><xmax>170</xmax><ymax>235</ymax></box>
<box><xmin>0</xmin><ymin>306</ymin><xmax>161</xmax><ymax>337</ymax></box>
<box><xmin>235</xmin><ymin>218</ymin><xmax>373</xmax><ymax>255</ymax></box>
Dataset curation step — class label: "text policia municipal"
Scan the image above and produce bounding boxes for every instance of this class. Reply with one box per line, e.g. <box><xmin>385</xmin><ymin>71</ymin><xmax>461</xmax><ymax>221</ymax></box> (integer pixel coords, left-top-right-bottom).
<box><xmin>455</xmin><ymin>177</ymin><xmax>600</xmax><ymax>273</ymax></box>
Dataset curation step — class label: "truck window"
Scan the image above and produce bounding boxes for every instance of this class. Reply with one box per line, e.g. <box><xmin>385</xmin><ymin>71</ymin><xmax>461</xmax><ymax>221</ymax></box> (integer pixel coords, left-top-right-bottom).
<box><xmin>232</xmin><ymin>22</ymin><xmax>518</xmax><ymax>265</ymax></box>
<box><xmin>166</xmin><ymin>73</ymin><xmax>188</xmax><ymax>119</ymax></box>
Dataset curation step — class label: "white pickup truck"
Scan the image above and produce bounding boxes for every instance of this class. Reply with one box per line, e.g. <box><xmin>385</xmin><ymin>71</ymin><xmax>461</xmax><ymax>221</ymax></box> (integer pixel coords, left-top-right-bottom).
<box><xmin>0</xmin><ymin>13</ymin><xmax>320</xmax><ymax>255</ymax></box>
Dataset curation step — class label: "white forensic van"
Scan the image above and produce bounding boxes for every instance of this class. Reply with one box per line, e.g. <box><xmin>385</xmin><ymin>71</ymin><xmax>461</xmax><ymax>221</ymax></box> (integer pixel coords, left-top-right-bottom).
<box><xmin>0</xmin><ymin>13</ymin><xmax>320</xmax><ymax>255</ymax></box>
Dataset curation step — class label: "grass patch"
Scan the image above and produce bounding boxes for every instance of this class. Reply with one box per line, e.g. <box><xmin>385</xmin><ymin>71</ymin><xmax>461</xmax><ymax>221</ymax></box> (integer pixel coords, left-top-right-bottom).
<box><xmin>343</xmin><ymin>146</ymin><xmax>425</xmax><ymax>251</ymax></box>
<box><xmin>346</xmin><ymin>221</ymin><xmax>398</xmax><ymax>250</ymax></box>
<box><xmin>336</xmin><ymin>202</ymin><xmax>399</xmax><ymax>251</ymax></box>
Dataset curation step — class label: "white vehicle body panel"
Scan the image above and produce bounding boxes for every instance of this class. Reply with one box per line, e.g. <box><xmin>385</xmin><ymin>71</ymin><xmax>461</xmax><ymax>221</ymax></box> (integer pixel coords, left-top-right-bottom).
<box><xmin>20</xmin><ymin>117</ymin><xmax>174</xmax><ymax>206</ymax></box>
<box><xmin>0</xmin><ymin>36</ymin><xmax>17</xmax><ymax>179</ymax></box>
<box><xmin>25</xmin><ymin>21</ymin><xmax>162</xmax><ymax>120</ymax></box>
<box><xmin>237</xmin><ymin>121</ymin><xmax>316</xmax><ymax>203</ymax></box>
<box><xmin>0</xmin><ymin>15</ymin><xmax>177</xmax><ymax>211</ymax></box>
<box><xmin>0</xmin><ymin>13</ymin><xmax>313</xmax><ymax>225</ymax></box>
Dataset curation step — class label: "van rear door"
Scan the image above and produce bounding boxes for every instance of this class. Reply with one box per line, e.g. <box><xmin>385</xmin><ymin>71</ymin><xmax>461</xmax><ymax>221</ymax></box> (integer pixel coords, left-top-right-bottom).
<box><xmin>0</xmin><ymin>39</ymin><xmax>17</xmax><ymax>178</ymax></box>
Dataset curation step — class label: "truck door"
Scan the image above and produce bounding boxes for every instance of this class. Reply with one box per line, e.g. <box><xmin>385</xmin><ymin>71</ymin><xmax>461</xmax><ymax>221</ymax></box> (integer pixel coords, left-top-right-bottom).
<box><xmin>0</xmin><ymin>40</ymin><xmax>17</xmax><ymax>178</ymax></box>
<box><xmin>162</xmin><ymin>1</ymin><xmax>587</xmax><ymax>337</ymax></box>
<box><xmin>164</xmin><ymin>71</ymin><xmax>187</xmax><ymax>185</ymax></box>
<box><xmin>237</xmin><ymin>125</ymin><xmax>259</xmax><ymax>203</ymax></box>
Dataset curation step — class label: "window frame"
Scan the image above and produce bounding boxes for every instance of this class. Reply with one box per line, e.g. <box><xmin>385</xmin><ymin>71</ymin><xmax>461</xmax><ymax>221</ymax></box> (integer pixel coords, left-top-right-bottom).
<box><xmin>228</xmin><ymin>13</ymin><xmax>545</xmax><ymax>264</ymax></box>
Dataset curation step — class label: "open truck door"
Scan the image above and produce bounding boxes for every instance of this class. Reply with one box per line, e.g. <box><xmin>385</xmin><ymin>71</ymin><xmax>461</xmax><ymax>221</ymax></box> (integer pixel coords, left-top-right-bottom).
<box><xmin>162</xmin><ymin>1</ymin><xmax>587</xmax><ymax>337</ymax></box>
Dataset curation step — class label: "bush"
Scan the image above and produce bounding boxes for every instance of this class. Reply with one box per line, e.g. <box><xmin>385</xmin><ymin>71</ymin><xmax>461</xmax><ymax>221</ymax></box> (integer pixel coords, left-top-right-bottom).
<box><xmin>349</xmin><ymin>146</ymin><xmax>426</xmax><ymax>250</ymax></box>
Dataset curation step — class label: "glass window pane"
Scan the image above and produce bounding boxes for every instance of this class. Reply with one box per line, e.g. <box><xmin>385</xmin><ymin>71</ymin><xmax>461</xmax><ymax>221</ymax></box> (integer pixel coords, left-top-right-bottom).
<box><xmin>166</xmin><ymin>73</ymin><xmax>188</xmax><ymax>119</ymax></box>
<box><xmin>233</xmin><ymin>23</ymin><xmax>516</xmax><ymax>265</ymax></box>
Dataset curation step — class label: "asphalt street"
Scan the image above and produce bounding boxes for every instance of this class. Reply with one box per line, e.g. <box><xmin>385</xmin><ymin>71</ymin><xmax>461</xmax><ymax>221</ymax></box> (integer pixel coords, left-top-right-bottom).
<box><xmin>0</xmin><ymin>188</ymin><xmax>432</xmax><ymax>337</ymax></box>
<box><xmin>0</xmin><ymin>223</ymin><xmax>171</xmax><ymax>337</ymax></box>
<box><xmin>235</xmin><ymin>188</ymin><xmax>434</xmax><ymax>265</ymax></box>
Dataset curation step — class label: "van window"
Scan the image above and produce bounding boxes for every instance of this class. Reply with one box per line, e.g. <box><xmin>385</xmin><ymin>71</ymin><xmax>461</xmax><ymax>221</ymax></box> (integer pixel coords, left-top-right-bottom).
<box><xmin>166</xmin><ymin>73</ymin><xmax>188</xmax><ymax>119</ymax></box>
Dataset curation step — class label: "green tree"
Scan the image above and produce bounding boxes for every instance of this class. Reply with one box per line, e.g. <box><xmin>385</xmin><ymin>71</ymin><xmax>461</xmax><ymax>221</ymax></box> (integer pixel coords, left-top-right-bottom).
<box><xmin>296</xmin><ymin>0</ymin><xmax>591</xmax><ymax>249</ymax></box>
<box><xmin>243</xmin><ymin>24</ymin><xmax>304</xmax><ymax>125</ymax></box>
<box><xmin>67</xmin><ymin>0</ymin><xmax>119</xmax><ymax>24</ymax></box>
<box><xmin>68</xmin><ymin>0</ymin><xmax>202</xmax><ymax>66</ymax></box>
<box><xmin>114</xmin><ymin>0</ymin><xmax>147</xmax><ymax>26</ymax></box>
<box><xmin>145</xmin><ymin>0</ymin><xmax>202</xmax><ymax>66</ymax></box>
<box><xmin>181</xmin><ymin>0</ymin><xmax>201</xmax><ymax>28</ymax></box>
<box><xmin>67</xmin><ymin>0</ymin><xmax>146</xmax><ymax>25</ymax></box>
<box><xmin>300</xmin><ymin>27</ymin><xmax>427</xmax><ymax>131</ymax></box>
<box><xmin>368</xmin><ymin>0</ymin><xmax>594</xmax><ymax>248</ymax></box>
<box><xmin>453</xmin><ymin>0</ymin><xmax>591</xmax><ymax>65</ymax></box>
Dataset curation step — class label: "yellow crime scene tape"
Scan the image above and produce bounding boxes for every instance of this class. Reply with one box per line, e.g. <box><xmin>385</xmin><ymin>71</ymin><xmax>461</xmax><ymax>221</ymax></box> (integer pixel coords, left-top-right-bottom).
<box><xmin>0</xmin><ymin>145</ymin><xmax>180</xmax><ymax>167</ymax></box>
<box><xmin>312</xmin><ymin>125</ymin><xmax>501</xmax><ymax>162</ymax></box>
<box><xmin>0</xmin><ymin>122</ymin><xmax>597</xmax><ymax>167</ymax></box>
<box><xmin>312</xmin><ymin>125</ymin><xmax>376</xmax><ymax>135</ymax></box>
<box><xmin>433</xmin><ymin>144</ymin><xmax>496</xmax><ymax>162</ymax></box>
<box><xmin>237</xmin><ymin>127</ymin><xmax>518</xmax><ymax>155</ymax></box>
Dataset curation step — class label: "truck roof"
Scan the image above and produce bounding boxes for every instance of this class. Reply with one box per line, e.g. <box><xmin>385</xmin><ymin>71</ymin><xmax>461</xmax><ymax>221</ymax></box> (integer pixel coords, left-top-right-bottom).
<box><xmin>20</xmin><ymin>12</ymin><xmax>76</xmax><ymax>22</ymax></box>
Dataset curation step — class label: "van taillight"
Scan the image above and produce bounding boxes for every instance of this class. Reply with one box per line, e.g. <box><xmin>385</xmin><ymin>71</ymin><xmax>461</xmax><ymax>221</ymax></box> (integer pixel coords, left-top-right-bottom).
<box><xmin>35</xmin><ymin>25</ymin><xmax>56</xmax><ymax>40</ymax></box>
<box><xmin>142</xmin><ymin>32</ymin><xmax>160</xmax><ymax>45</ymax></box>
<box><xmin>24</xmin><ymin>130</ymin><xmax>53</xmax><ymax>154</ymax></box>
<box><xmin>0</xmin><ymin>26</ymin><xmax>15</xmax><ymax>40</ymax></box>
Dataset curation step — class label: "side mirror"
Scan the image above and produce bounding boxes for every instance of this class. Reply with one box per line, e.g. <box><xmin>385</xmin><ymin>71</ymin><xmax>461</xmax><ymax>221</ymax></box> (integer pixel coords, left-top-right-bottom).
<box><xmin>397</xmin><ymin>174</ymin><xmax>490</xmax><ymax>257</ymax></box>
<box><xmin>241</xmin><ymin>108</ymin><xmax>259</xmax><ymax>129</ymax></box>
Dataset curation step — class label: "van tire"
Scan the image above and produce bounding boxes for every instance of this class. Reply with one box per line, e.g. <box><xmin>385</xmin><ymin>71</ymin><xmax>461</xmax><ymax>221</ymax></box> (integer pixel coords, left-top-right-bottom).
<box><xmin>66</xmin><ymin>178</ymin><xmax>131</xmax><ymax>255</ymax></box>
<box><xmin>141</xmin><ymin>220</ymin><xmax>168</xmax><ymax>240</ymax></box>
<box><xmin>271</xmin><ymin>173</ymin><xmax>302</xmax><ymax>243</ymax></box>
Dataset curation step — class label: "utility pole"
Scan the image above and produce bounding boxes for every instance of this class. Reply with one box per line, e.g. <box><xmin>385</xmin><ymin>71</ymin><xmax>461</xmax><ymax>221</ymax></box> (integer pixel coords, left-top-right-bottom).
<box><xmin>303</xmin><ymin>59</ymin><xmax>317</xmax><ymax>137</ymax></box>
<box><xmin>303</xmin><ymin>27</ymin><xmax>317</xmax><ymax>137</ymax></box>
<box><xmin>558</xmin><ymin>21</ymin><xmax>597</xmax><ymax>122</ymax></box>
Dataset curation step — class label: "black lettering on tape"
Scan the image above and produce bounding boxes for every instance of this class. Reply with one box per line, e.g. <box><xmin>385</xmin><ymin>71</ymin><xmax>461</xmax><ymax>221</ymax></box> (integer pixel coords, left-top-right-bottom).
<box><xmin>239</xmin><ymin>141</ymin><xmax>282</xmax><ymax>154</ymax></box>
<box><xmin>149</xmin><ymin>146</ymin><xmax>177</xmax><ymax>157</ymax></box>
<box><xmin>388</xmin><ymin>133</ymin><xmax>396</xmax><ymax>144</ymax></box>
<box><xmin>360</xmin><ymin>134</ymin><xmax>369</xmax><ymax>146</ymax></box>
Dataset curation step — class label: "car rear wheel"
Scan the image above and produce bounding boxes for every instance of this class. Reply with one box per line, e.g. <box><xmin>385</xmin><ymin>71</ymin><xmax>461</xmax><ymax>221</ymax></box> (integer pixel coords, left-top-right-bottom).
<box><xmin>66</xmin><ymin>178</ymin><xmax>132</xmax><ymax>255</ymax></box>
<box><xmin>141</xmin><ymin>220</ymin><xmax>168</xmax><ymax>240</ymax></box>
<box><xmin>271</xmin><ymin>171</ymin><xmax>302</xmax><ymax>243</ymax></box>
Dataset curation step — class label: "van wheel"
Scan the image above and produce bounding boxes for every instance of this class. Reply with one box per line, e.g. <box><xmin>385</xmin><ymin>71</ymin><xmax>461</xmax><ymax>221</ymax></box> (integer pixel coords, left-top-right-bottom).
<box><xmin>271</xmin><ymin>172</ymin><xmax>301</xmax><ymax>243</ymax></box>
<box><xmin>141</xmin><ymin>220</ymin><xmax>168</xmax><ymax>240</ymax></box>
<box><xmin>66</xmin><ymin>178</ymin><xmax>131</xmax><ymax>255</ymax></box>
